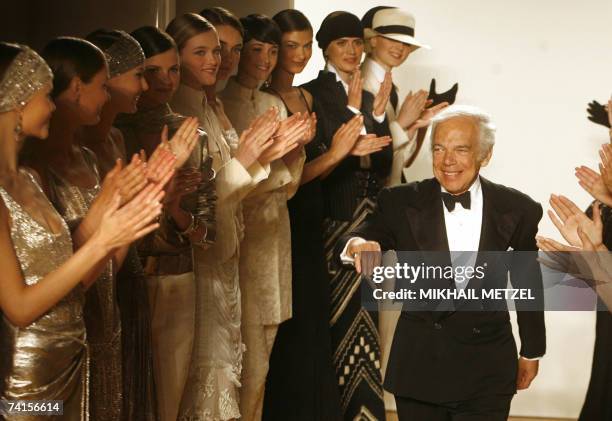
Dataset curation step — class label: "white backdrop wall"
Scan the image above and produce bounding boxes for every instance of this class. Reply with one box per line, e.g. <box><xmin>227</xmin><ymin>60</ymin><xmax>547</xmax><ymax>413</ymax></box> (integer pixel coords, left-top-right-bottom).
<box><xmin>293</xmin><ymin>0</ymin><xmax>612</xmax><ymax>418</ymax></box>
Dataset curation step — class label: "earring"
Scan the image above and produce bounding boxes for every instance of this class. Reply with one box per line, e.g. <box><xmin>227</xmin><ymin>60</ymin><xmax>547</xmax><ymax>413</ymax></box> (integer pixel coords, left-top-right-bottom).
<box><xmin>14</xmin><ymin>110</ymin><xmax>23</xmax><ymax>143</ymax></box>
<box><xmin>263</xmin><ymin>76</ymin><xmax>271</xmax><ymax>89</ymax></box>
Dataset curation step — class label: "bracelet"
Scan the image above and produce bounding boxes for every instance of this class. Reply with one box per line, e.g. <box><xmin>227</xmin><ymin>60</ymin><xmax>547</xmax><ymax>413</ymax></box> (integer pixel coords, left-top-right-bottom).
<box><xmin>193</xmin><ymin>222</ymin><xmax>216</xmax><ymax>248</ymax></box>
<box><xmin>178</xmin><ymin>213</ymin><xmax>198</xmax><ymax>237</ymax></box>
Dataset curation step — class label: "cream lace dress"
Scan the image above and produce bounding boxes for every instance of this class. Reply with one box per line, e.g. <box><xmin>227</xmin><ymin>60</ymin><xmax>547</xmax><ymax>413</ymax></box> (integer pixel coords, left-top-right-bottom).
<box><xmin>172</xmin><ymin>84</ymin><xmax>268</xmax><ymax>420</ymax></box>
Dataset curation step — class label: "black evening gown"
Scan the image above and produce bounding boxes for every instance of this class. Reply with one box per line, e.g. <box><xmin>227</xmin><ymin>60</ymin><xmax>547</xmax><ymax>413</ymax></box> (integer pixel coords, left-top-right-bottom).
<box><xmin>302</xmin><ymin>71</ymin><xmax>392</xmax><ymax>421</ymax></box>
<box><xmin>263</xmin><ymin>89</ymin><xmax>342</xmax><ymax>420</ymax></box>
<box><xmin>579</xmin><ymin>204</ymin><xmax>612</xmax><ymax>421</ymax></box>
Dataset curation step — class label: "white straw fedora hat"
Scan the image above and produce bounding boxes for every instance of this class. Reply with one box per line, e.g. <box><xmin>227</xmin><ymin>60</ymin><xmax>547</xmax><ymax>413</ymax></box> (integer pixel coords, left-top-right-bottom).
<box><xmin>366</xmin><ymin>8</ymin><xmax>430</xmax><ymax>49</ymax></box>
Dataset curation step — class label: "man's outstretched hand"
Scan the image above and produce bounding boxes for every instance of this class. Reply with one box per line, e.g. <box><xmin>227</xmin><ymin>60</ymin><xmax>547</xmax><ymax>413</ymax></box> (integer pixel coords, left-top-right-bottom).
<box><xmin>346</xmin><ymin>238</ymin><xmax>382</xmax><ymax>276</ymax></box>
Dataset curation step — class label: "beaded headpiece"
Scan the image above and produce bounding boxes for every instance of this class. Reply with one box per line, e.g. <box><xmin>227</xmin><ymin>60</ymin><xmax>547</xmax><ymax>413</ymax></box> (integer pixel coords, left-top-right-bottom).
<box><xmin>102</xmin><ymin>30</ymin><xmax>145</xmax><ymax>78</ymax></box>
<box><xmin>0</xmin><ymin>44</ymin><xmax>53</xmax><ymax>113</ymax></box>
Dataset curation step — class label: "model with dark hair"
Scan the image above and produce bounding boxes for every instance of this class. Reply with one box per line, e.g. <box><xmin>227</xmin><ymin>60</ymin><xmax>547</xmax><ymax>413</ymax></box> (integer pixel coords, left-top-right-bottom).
<box><xmin>262</xmin><ymin>9</ymin><xmax>352</xmax><ymax>421</ymax></box>
<box><xmin>0</xmin><ymin>42</ymin><xmax>163</xmax><ymax>421</ymax></box>
<box><xmin>219</xmin><ymin>12</ymin><xmax>312</xmax><ymax>421</ymax></box>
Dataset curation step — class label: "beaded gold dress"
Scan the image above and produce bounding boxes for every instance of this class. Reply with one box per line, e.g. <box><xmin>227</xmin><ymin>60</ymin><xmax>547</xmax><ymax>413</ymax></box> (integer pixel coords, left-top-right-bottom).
<box><xmin>0</xmin><ymin>170</ymin><xmax>88</xmax><ymax>421</ymax></box>
<box><xmin>47</xmin><ymin>149</ymin><xmax>122</xmax><ymax>421</ymax></box>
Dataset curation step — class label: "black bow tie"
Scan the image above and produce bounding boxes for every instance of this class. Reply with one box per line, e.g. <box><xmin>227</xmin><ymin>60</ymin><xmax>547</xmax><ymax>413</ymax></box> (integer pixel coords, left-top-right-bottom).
<box><xmin>441</xmin><ymin>191</ymin><xmax>471</xmax><ymax>212</ymax></box>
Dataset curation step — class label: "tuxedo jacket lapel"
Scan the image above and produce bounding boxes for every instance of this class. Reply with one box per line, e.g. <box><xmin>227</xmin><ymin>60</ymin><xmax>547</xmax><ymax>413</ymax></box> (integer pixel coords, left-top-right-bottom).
<box><xmin>322</xmin><ymin>71</ymin><xmax>348</xmax><ymax>103</ymax></box>
<box><xmin>406</xmin><ymin>179</ymin><xmax>449</xmax><ymax>252</ymax></box>
<box><xmin>478</xmin><ymin>177</ymin><xmax>518</xmax><ymax>252</ymax></box>
<box><xmin>405</xmin><ymin>179</ymin><xmax>453</xmax><ymax>320</ymax></box>
<box><xmin>468</xmin><ymin>177</ymin><xmax>520</xmax><ymax>292</ymax></box>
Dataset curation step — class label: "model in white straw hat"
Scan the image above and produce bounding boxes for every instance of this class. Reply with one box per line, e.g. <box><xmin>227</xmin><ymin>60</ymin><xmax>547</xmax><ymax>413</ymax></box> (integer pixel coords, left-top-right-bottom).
<box><xmin>364</xmin><ymin>7</ymin><xmax>430</xmax><ymax>49</ymax></box>
<box><xmin>361</xmin><ymin>6</ymin><xmax>447</xmax><ymax>187</ymax></box>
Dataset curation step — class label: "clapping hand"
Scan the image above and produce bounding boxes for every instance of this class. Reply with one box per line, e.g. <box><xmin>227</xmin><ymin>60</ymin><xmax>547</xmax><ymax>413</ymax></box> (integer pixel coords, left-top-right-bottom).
<box><xmin>93</xmin><ymin>185</ymin><xmax>165</xmax><ymax>252</ymax></box>
<box><xmin>328</xmin><ymin>114</ymin><xmax>364</xmax><ymax>160</ymax></box>
<box><xmin>99</xmin><ymin>155</ymin><xmax>148</xmax><ymax>207</ymax></box>
<box><xmin>258</xmin><ymin>113</ymin><xmax>309</xmax><ymax>165</ymax></box>
<box><xmin>575</xmin><ymin>143</ymin><xmax>612</xmax><ymax>207</ymax></box>
<box><xmin>428</xmin><ymin>78</ymin><xmax>458</xmax><ymax>107</ymax></box>
<box><xmin>587</xmin><ymin>99</ymin><xmax>611</xmax><ymax>128</ymax></box>
<box><xmin>410</xmin><ymin>102</ymin><xmax>450</xmax><ymax>131</ymax></box>
<box><xmin>373</xmin><ymin>71</ymin><xmax>393</xmax><ymax>117</ymax></box>
<box><xmin>164</xmin><ymin>167</ymin><xmax>202</xmax><ymax>208</ymax></box>
<box><xmin>347</xmin><ymin>69</ymin><xmax>363</xmax><ymax>110</ymax></box>
<box><xmin>546</xmin><ymin>195</ymin><xmax>603</xmax><ymax>248</ymax></box>
<box><xmin>235</xmin><ymin>107</ymin><xmax>280</xmax><ymax>168</ymax></box>
<box><xmin>80</xmin><ymin>156</ymin><xmax>149</xmax><ymax>239</ymax></box>
<box><xmin>163</xmin><ymin>117</ymin><xmax>200</xmax><ymax>169</ymax></box>
<box><xmin>536</xmin><ymin>198</ymin><xmax>606</xmax><ymax>285</ymax></box>
<box><xmin>350</xmin><ymin>134</ymin><xmax>392</xmax><ymax>156</ymax></box>
<box><xmin>575</xmin><ymin>165</ymin><xmax>612</xmax><ymax>207</ymax></box>
<box><xmin>598</xmin><ymin>144</ymin><xmax>612</xmax><ymax>194</ymax></box>
<box><xmin>300</xmin><ymin>112</ymin><xmax>317</xmax><ymax>146</ymax></box>
<box><xmin>537</xmin><ymin>196</ymin><xmax>612</xmax><ymax>306</ymax></box>
<box><xmin>143</xmin><ymin>142</ymin><xmax>177</xmax><ymax>187</ymax></box>
<box><xmin>397</xmin><ymin>89</ymin><xmax>428</xmax><ymax>129</ymax></box>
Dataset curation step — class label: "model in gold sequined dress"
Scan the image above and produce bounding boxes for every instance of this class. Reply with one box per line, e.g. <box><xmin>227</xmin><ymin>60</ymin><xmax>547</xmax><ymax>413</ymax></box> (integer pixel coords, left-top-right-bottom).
<box><xmin>0</xmin><ymin>171</ymin><xmax>89</xmax><ymax>421</ymax></box>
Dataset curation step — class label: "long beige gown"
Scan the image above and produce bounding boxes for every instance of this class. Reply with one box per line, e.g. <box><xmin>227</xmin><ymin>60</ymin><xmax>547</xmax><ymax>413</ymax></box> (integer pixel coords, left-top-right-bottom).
<box><xmin>172</xmin><ymin>83</ymin><xmax>269</xmax><ymax>420</ymax></box>
<box><xmin>0</xmin><ymin>170</ymin><xmax>88</xmax><ymax>421</ymax></box>
<box><xmin>219</xmin><ymin>77</ymin><xmax>305</xmax><ymax>421</ymax></box>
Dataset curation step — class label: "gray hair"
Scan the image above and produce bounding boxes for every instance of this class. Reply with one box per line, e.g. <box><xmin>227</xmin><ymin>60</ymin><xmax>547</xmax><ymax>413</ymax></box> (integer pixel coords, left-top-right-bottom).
<box><xmin>429</xmin><ymin>104</ymin><xmax>496</xmax><ymax>160</ymax></box>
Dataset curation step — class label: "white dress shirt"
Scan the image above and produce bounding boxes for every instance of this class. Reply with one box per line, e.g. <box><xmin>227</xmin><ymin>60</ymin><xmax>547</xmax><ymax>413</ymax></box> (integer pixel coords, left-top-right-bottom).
<box><xmin>443</xmin><ymin>176</ymin><xmax>483</xmax><ymax>251</ymax></box>
<box><xmin>442</xmin><ymin>177</ymin><xmax>483</xmax><ymax>289</ymax></box>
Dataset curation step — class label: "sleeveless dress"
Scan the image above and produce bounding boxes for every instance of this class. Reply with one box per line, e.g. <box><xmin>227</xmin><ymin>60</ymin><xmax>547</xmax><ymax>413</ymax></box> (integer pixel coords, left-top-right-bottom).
<box><xmin>0</xmin><ymin>170</ymin><xmax>89</xmax><ymax>421</ymax></box>
<box><xmin>263</xmin><ymin>87</ymin><xmax>342</xmax><ymax>420</ymax></box>
<box><xmin>46</xmin><ymin>149</ymin><xmax>122</xmax><ymax>421</ymax></box>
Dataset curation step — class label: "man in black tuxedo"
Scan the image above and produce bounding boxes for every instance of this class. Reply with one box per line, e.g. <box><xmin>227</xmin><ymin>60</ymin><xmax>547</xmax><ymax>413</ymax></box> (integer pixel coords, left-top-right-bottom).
<box><xmin>337</xmin><ymin>105</ymin><xmax>546</xmax><ymax>420</ymax></box>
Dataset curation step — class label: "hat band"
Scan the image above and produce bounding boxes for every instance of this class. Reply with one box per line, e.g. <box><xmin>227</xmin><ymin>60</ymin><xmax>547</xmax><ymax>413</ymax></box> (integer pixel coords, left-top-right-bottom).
<box><xmin>374</xmin><ymin>25</ymin><xmax>414</xmax><ymax>37</ymax></box>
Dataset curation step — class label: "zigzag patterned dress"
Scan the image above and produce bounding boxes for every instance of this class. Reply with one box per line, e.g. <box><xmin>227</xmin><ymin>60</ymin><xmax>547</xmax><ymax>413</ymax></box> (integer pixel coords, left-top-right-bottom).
<box><xmin>303</xmin><ymin>68</ymin><xmax>393</xmax><ymax>421</ymax></box>
<box><xmin>323</xmin><ymin>198</ymin><xmax>385</xmax><ymax>421</ymax></box>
